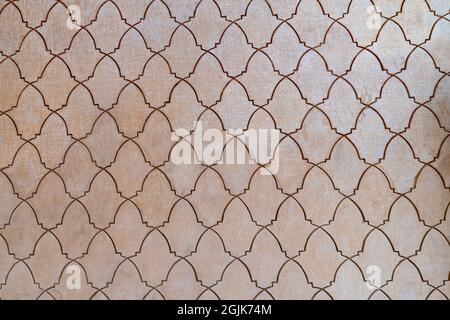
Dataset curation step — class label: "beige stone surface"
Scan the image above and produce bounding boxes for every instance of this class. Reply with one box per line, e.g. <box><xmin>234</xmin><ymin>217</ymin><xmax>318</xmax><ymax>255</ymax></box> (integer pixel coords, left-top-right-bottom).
<box><xmin>0</xmin><ymin>0</ymin><xmax>449</xmax><ymax>300</ymax></box>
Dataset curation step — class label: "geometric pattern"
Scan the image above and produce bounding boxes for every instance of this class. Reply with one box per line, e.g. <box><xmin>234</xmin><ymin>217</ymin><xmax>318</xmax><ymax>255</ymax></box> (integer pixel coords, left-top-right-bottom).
<box><xmin>0</xmin><ymin>0</ymin><xmax>449</xmax><ymax>299</ymax></box>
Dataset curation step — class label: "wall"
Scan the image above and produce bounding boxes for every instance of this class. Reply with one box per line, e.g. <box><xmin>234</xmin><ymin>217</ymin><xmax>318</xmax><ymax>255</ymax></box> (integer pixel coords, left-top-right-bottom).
<box><xmin>0</xmin><ymin>0</ymin><xmax>449</xmax><ymax>299</ymax></box>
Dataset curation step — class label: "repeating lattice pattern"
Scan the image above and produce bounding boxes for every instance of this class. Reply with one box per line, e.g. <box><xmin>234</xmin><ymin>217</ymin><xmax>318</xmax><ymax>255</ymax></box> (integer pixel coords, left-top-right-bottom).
<box><xmin>0</xmin><ymin>0</ymin><xmax>449</xmax><ymax>300</ymax></box>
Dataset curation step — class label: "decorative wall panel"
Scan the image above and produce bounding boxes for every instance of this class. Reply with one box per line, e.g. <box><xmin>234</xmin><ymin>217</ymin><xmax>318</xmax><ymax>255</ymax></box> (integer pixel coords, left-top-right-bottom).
<box><xmin>0</xmin><ymin>0</ymin><xmax>449</xmax><ymax>300</ymax></box>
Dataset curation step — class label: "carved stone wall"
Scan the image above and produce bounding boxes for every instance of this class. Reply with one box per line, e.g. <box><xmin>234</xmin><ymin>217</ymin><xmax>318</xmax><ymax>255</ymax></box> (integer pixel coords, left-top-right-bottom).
<box><xmin>0</xmin><ymin>0</ymin><xmax>449</xmax><ymax>300</ymax></box>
